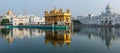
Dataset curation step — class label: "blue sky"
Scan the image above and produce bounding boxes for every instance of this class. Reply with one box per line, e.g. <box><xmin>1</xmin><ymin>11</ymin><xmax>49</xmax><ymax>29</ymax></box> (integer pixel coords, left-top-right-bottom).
<box><xmin>0</xmin><ymin>0</ymin><xmax>120</xmax><ymax>17</ymax></box>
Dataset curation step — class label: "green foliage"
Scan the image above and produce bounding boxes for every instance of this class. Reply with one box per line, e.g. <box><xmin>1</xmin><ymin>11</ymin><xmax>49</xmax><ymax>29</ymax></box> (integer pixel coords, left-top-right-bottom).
<box><xmin>72</xmin><ymin>20</ymin><xmax>81</xmax><ymax>24</ymax></box>
<box><xmin>1</xmin><ymin>19</ymin><xmax>10</xmax><ymax>25</ymax></box>
<box><xmin>1</xmin><ymin>28</ymin><xmax>10</xmax><ymax>36</ymax></box>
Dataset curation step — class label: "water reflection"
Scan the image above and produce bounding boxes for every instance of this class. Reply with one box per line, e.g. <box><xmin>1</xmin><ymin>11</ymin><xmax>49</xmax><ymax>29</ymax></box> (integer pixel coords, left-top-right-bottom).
<box><xmin>0</xmin><ymin>27</ymin><xmax>120</xmax><ymax>49</ymax></box>
<box><xmin>0</xmin><ymin>28</ymin><xmax>45</xmax><ymax>45</ymax></box>
<box><xmin>99</xmin><ymin>27</ymin><xmax>116</xmax><ymax>49</ymax></box>
<box><xmin>45</xmin><ymin>30</ymin><xmax>71</xmax><ymax>48</ymax></box>
<box><xmin>74</xmin><ymin>27</ymin><xmax>120</xmax><ymax>49</ymax></box>
<box><xmin>0</xmin><ymin>28</ymin><xmax>72</xmax><ymax>47</ymax></box>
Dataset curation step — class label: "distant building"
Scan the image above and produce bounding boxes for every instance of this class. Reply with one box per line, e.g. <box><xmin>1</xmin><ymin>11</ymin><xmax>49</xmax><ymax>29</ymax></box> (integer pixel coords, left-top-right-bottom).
<box><xmin>12</xmin><ymin>15</ymin><xmax>29</xmax><ymax>26</ymax></box>
<box><xmin>3</xmin><ymin>10</ymin><xmax>45</xmax><ymax>25</ymax></box>
<box><xmin>29</xmin><ymin>15</ymin><xmax>45</xmax><ymax>24</ymax></box>
<box><xmin>44</xmin><ymin>8</ymin><xmax>71</xmax><ymax>25</ymax></box>
<box><xmin>78</xmin><ymin>4</ymin><xmax>120</xmax><ymax>25</ymax></box>
<box><xmin>5</xmin><ymin>10</ymin><xmax>16</xmax><ymax>22</ymax></box>
<box><xmin>12</xmin><ymin>15</ymin><xmax>45</xmax><ymax>26</ymax></box>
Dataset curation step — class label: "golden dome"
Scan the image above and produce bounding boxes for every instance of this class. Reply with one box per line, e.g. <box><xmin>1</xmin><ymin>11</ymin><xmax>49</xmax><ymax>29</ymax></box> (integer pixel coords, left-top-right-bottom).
<box><xmin>7</xmin><ymin>10</ymin><xmax>13</xmax><ymax>15</ymax></box>
<box><xmin>59</xmin><ymin>8</ymin><xmax>63</xmax><ymax>13</ymax></box>
<box><xmin>44</xmin><ymin>10</ymin><xmax>48</xmax><ymax>14</ymax></box>
<box><xmin>50</xmin><ymin>8</ymin><xmax>58</xmax><ymax>13</ymax></box>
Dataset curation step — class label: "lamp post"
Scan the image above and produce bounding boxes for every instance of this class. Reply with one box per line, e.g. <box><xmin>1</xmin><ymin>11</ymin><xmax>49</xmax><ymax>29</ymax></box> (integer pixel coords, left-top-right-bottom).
<box><xmin>88</xmin><ymin>14</ymin><xmax>91</xmax><ymax>27</ymax></box>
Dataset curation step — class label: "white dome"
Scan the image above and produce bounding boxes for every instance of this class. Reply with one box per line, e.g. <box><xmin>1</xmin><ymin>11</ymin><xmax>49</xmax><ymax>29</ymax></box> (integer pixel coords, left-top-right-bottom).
<box><xmin>105</xmin><ymin>3</ymin><xmax>113</xmax><ymax>14</ymax></box>
<box><xmin>106</xmin><ymin>4</ymin><xmax>112</xmax><ymax>9</ymax></box>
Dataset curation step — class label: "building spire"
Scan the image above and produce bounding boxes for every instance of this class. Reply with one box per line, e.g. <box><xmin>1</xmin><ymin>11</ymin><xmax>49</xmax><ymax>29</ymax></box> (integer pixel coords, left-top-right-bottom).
<box><xmin>54</xmin><ymin>6</ymin><xmax>56</xmax><ymax>10</ymax></box>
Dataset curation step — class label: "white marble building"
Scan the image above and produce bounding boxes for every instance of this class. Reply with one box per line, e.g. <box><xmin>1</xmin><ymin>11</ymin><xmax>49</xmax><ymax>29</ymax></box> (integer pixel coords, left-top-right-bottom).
<box><xmin>3</xmin><ymin>10</ymin><xmax>45</xmax><ymax>25</ymax></box>
<box><xmin>78</xmin><ymin>4</ymin><xmax>119</xmax><ymax>25</ymax></box>
<box><xmin>12</xmin><ymin>15</ymin><xmax>29</xmax><ymax>26</ymax></box>
<box><xmin>29</xmin><ymin>15</ymin><xmax>45</xmax><ymax>24</ymax></box>
<box><xmin>12</xmin><ymin>15</ymin><xmax>45</xmax><ymax>26</ymax></box>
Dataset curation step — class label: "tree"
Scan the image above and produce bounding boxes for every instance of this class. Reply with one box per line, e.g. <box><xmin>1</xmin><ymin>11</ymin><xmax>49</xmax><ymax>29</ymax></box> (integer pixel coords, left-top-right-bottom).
<box><xmin>72</xmin><ymin>20</ymin><xmax>81</xmax><ymax>24</ymax></box>
<box><xmin>1</xmin><ymin>19</ymin><xmax>10</xmax><ymax>25</ymax></box>
<box><xmin>0</xmin><ymin>28</ymin><xmax>10</xmax><ymax>36</ymax></box>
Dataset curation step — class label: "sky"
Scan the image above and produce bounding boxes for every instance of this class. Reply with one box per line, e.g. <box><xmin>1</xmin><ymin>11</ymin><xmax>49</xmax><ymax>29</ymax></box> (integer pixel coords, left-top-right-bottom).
<box><xmin>0</xmin><ymin>0</ymin><xmax>120</xmax><ymax>17</ymax></box>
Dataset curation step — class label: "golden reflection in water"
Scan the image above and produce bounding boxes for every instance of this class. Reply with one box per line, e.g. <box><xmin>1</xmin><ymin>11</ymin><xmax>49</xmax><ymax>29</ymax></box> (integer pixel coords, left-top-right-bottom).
<box><xmin>45</xmin><ymin>30</ymin><xmax>71</xmax><ymax>48</ymax></box>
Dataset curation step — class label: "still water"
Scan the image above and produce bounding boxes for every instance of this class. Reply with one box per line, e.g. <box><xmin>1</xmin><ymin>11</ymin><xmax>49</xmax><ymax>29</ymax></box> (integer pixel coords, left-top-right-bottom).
<box><xmin>0</xmin><ymin>27</ymin><xmax>120</xmax><ymax>53</ymax></box>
